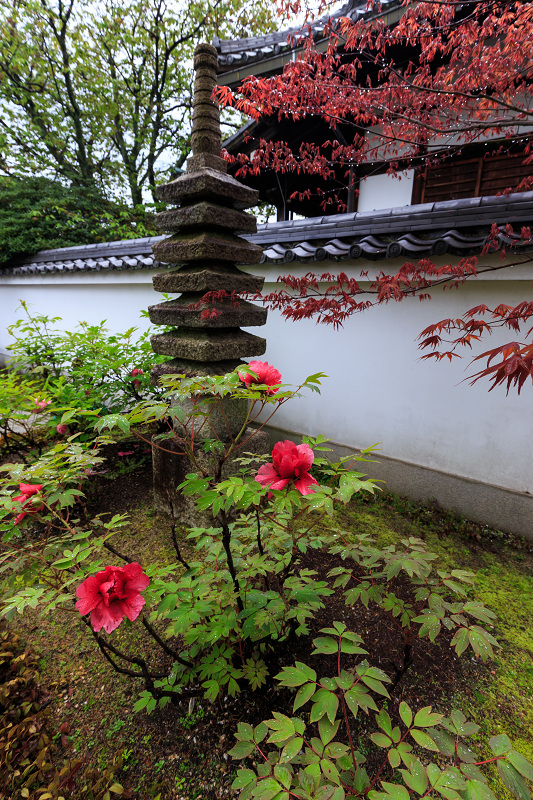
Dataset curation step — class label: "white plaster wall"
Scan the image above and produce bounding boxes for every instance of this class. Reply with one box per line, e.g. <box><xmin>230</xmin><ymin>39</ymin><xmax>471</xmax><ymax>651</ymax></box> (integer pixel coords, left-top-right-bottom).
<box><xmin>357</xmin><ymin>171</ymin><xmax>414</xmax><ymax>212</ymax></box>
<box><xmin>253</xmin><ymin>276</ymin><xmax>532</xmax><ymax>495</ymax></box>
<box><xmin>1</xmin><ymin>260</ymin><xmax>532</xmax><ymax>497</ymax></box>
<box><xmin>0</xmin><ymin>270</ymin><xmax>158</xmax><ymax>361</ymax></box>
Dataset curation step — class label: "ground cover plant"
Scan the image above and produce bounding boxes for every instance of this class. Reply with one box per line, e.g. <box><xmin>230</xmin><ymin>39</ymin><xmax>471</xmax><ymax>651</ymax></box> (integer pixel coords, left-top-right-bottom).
<box><xmin>2</xmin><ymin>458</ymin><xmax>532</xmax><ymax>800</ymax></box>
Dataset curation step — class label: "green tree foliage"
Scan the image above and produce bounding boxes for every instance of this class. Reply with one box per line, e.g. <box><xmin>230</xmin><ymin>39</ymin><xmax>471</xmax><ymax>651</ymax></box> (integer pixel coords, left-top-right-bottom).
<box><xmin>0</xmin><ymin>176</ymin><xmax>158</xmax><ymax>265</ymax></box>
<box><xmin>0</xmin><ymin>0</ymin><xmax>276</xmax><ymax>205</ymax></box>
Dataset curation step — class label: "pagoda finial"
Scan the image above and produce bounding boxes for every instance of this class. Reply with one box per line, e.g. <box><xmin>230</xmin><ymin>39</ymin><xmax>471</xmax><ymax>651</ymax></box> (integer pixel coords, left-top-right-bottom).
<box><xmin>187</xmin><ymin>42</ymin><xmax>226</xmax><ymax>174</ymax></box>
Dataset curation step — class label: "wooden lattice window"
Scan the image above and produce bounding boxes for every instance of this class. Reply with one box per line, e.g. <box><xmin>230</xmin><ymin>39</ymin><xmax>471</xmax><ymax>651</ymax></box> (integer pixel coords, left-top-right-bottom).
<box><xmin>412</xmin><ymin>151</ymin><xmax>532</xmax><ymax>204</ymax></box>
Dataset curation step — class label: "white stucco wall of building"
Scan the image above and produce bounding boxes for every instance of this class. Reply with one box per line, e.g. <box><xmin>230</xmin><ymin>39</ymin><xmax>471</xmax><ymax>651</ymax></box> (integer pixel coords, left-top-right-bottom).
<box><xmin>0</xmin><ymin>270</ymin><xmax>157</xmax><ymax>362</ymax></box>
<box><xmin>1</xmin><ymin>256</ymin><xmax>531</xmax><ymax>534</ymax></box>
<box><xmin>357</xmin><ymin>171</ymin><xmax>415</xmax><ymax>212</ymax></box>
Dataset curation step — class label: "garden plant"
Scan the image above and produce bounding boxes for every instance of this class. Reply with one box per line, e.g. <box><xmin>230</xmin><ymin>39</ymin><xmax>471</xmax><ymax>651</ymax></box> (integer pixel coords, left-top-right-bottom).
<box><xmin>1</xmin><ymin>350</ymin><xmax>532</xmax><ymax>799</ymax></box>
<box><xmin>1</xmin><ymin>302</ymin><xmax>168</xmax><ymax>458</ymax></box>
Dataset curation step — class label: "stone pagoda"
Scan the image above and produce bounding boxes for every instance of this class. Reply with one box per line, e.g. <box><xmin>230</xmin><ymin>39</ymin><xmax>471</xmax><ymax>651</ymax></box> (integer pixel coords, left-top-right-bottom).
<box><xmin>148</xmin><ymin>42</ymin><xmax>269</xmax><ymax>520</ymax></box>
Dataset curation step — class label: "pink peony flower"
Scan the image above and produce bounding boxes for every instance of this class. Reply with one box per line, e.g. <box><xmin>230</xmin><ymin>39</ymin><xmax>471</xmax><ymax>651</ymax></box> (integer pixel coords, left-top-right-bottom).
<box><xmin>239</xmin><ymin>361</ymin><xmax>282</xmax><ymax>395</ymax></box>
<box><xmin>56</xmin><ymin>423</ymin><xmax>69</xmax><ymax>436</ymax></box>
<box><xmin>13</xmin><ymin>483</ymin><xmax>44</xmax><ymax>524</ymax></box>
<box><xmin>255</xmin><ymin>440</ymin><xmax>318</xmax><ymax>496</ymax></box>
<box><xmin>76</xmin><ymin>563</ymin><xmax>149</xmax><ymax>634</ymax></box>
<box><xmin>19</xmin><ymin>483</ymin><xmax>43</xmax><ymax>497</ymax></box>
<box><xmin>131</xmin><ymin>368</ymin><xmax>144</xmax><ymax>391</ymax></box>
<box><xmin>33</xmin><ymin>398</ymin><xmax>51</xmax><ymax>412</ymax></box>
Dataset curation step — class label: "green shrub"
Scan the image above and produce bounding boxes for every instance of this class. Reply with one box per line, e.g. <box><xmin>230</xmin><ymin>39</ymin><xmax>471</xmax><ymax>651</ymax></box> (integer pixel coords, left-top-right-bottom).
<box><xmin>0</xmin><ymin>175</ymin><xmax>159</xmax><ymax>266</ymax></box>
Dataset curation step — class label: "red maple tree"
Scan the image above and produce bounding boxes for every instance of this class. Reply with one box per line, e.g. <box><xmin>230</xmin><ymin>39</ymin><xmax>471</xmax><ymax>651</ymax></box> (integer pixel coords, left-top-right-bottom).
<box><xmin>216</xmin><ymin>0</ymin><xmax>533</xmax><ymax>393</ymax></box>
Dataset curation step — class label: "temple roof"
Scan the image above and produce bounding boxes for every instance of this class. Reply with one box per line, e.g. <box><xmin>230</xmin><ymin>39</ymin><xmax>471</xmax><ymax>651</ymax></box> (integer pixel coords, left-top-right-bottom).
<box><xmin>214</xmin><ymin>0</ymin><xmax>403</xmax><ymax>83</ymax></box>
<box><xmin>3</xmin><ymin>193</ymin><xmax>532</xmax><ymax>277</ymax></box>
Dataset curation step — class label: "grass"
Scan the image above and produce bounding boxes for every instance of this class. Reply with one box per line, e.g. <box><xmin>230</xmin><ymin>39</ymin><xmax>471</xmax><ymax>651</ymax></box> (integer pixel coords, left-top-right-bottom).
<box><xmin>339</xmin><ymin>491</ymin><xmax>533</xmax><ymax>798</ymax></box>
<box><xmin>5</xmin><ymin>483</ymin><xmax>533</xmax><ymax>799</ymax></box>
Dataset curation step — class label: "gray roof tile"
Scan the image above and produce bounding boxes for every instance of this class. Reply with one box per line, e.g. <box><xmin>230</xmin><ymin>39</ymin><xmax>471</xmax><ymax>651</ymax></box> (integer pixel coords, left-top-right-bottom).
<box><xmin>2</xmin><ymin>193</ymin><xmax>532</xmax><ymax>276</ymax></box>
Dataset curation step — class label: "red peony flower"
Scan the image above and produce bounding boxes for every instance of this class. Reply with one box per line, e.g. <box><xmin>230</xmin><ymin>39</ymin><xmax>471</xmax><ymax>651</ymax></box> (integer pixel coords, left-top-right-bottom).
<box><xmin>131</xmin><ymin>368</ymin><xmax>144</xmax><ymax>390</ymax></box>
<box><xmin>76</xmin><ymin>563</ymin><xmax>149</xmax><ymax>634</ymax></box>
<box><xmin>239</xmin><ymin>361</ymin><xmax>282</xmax><ymax>395</ymax></box>
<box><xmin>19</xmin><ymin>483</ymin><xmax>43</xmax><ymax>497</ymax></box>
<box><xmin>255</xmin><ymin>440</ymin><xmax>318</xmax><ymax>496</ymax></box>
<box><xmin>13</xmin><ymin>483</ymin><xmax>44</xmax><ymax>524</ymax></box>
<box><xmin>56</xmin><ymin>423</ymin><xmax>69</xmax><ymax>436</ymax></box>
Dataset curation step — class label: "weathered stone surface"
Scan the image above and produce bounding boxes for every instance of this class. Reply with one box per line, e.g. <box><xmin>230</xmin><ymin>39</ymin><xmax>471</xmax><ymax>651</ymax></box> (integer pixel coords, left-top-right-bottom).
<box><xmin>191</xmin><ymin>130</ymin><xmax>221</xmax><ymax>157</ymax></box>
<box><xmin>152</xmin><ymin>231</ymin><xmax>263</xmax><ymax>265</ymax></box>
<box><xmin>155</xmin><ymin>202</ymin><xmax>257</xmax><ymax>234</ymax></box>
<box><xmin>152</xmin><ymin>263</ymin><xmax>264</xmax><ymax>293</ymax></box>
<box><xmin>191</xmin><ymin>89</ymin><xmax>219</xmax><ymax>105</ymax></box>
<box><xmin>148</xmin><ymin>295</ymin><xmax>268</xmax><ymax>328</ymax></box>
<box><xmin>150</xmin><ymin>357</ymin><xmax>245</xmax><ymax>385</ymax></box>
<box><xmin>176</xmin><ymin>394</ymin><xmax>248</xmax><ymax>440</ymax></box>
<box><xmin>186</xmin><ymin>153</ymin><xmax>227</xmax><ymax>173</ymax></box>
<box><xmin>189</xmin><ymin>114</ymin><xmax>221</xmax><ymax>135</ymax></box>
<box><xmin>193</xmin><ymin>43</ymin><xmax>218</xmax><ymax>72</ymax></box>
<box><xmin>192</xmin><ymin>104</ymin><xmax>220</xmax><ymax>123</ymax></box>
<box><xmin>151</xmin><ymin>328</ymin><xmax>267</xmax><ymax>360</ymax></box>
<box><xmin>155</xmin><ymin>168</ymin><xmax>258</xmax><ymax>208</ymax></box>
<box><xmin>152</xmin><ymin>426</ymin><xmax>271</xmax><ymax>523</ymax></box>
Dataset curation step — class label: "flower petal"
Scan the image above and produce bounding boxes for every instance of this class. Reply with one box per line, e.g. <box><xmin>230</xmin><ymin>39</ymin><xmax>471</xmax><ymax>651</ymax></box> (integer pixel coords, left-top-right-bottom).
<box><xmin>123</xmin><ymin>562</ymin><xmax>150</xmax><ymax>593</ymax></box>
<box><xmin>19</xmin><ymin>483</ymin><xmax>43</xmax><ymax>496</ymax></box>
<box><xmin>295</xmin><ymin>443</ymin><xmax>315</xmax><ymax>472</ymax></box>
<box><xmin>255</xmin><ymin>463</ymin><xmax>279</xmax><ymax>487</ymax></box>
<box><xmin>90</xmin><ymin>601</ymin><xmax>125</xmax><ymax>634</ymax></box>
<box><xmin>122</xmin><ymin>593</ymin><xmax>146</xmax><ymax>622</ymax></box>
<box><xmin>294</xmin><ymin>473</ymin><xmax>318</xmax><ymax>495</ymax></box>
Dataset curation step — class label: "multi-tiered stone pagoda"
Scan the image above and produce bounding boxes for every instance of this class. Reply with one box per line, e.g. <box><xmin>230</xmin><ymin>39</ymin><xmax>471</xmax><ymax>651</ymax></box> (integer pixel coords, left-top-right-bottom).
<box><xmin>149</xmin><ymin>42</ymin><xmax>267</xmax><ymax>380</ymax></box>
<box><xmin>148</xmin><ymin>42</ymin><xmax>269</xmax><ymax>520</ymax></box>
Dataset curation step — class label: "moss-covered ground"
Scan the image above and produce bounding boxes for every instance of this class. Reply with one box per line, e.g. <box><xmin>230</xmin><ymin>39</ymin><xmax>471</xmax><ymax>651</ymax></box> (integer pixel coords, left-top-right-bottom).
<box><xmin>6</xmin><ymin>462</ymin><xmax>533</xmax><ymax>800</ymax></box>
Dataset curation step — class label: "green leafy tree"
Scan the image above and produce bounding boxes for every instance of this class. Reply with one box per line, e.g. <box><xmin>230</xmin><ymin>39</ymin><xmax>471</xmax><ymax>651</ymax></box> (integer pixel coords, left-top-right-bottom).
<box><xmin>0</xmin><ymin>176</ymin><xmax>158</xmax><ymax>265</ymax></box>
<box><xmin>0</xmin><ymin>0</ymin><xmax>277</xmax><ymax>204</ymax></box>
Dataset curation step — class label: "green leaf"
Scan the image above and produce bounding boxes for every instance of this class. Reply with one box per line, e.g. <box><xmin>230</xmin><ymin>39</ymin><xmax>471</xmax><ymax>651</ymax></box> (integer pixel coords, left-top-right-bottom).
<box><xmin>250</xmin><ymin>777</ymin><xmax>285</xmax><ymax>800</ymax></box>
<box><xmin>229</xmin><ymin>741</ymin><xmax>255</xmax><ymax>759</ymax></box>
<box><xmin>294</xmin><ymin>682</ymin><xmax>316</xmax><ymax>711</ymax></box>
<box><xmin>399</xmin><ymin>701</ymin><xmax>413</xmax><ymax>729</ymax></box>
<box><xmin>274</xmin><ymin>764</ymin><xmax>292</xmax><ymax>790</ymax></box>
<box><xmin>413</xmin><ymin>706</ymin><xmax>443</xmax><ymax>727</ymax></box>
<box><xmin>345</xmin><ymin>684</ymin><xmax>378</xmax><ymax>718</ymax></box>
<box><xmin>507</xmin><ymin>752</ymin><xmax>533</xmax><ymax>781</ymax></box>
<box><xmin>497</xmin><ymin>761</ymin><xmax>532</xmax><ymax>800</ymax></box>
<box><xmin>319</xmin><ymin>716</ymin><xmax>340</xmax><ymax>746</ymax></box>
<box><xmin>467</xmin><ymin>627</ymin><xmax>499</xmax><ymax>660</ymax></box>
<box><xmin>254</xmin><ymin>722</ymin><xmax>268</xmax><ymax>744</ymax></box>
<box><xmin>460</xmin><ymin>780</ymin><xmax>497</xmax><ymax>800</ymax></box>
<box><xmin>489</xmin><ymin>734</ymin><xmax>513</xmax><ymax>756</ymax></box>
<box><xmin>371</xmin><ymin>733</ymin><xmax>392</xmax><ymax>748</ymax></box>
<box><xmin>310</xmin><ymin>689</ymin><xmax>339</xmax><ymax>724</ymax></box>
<box><xmin>400</xmin><ymin>759</ymin><xmax>429</xmax><ymax>795</ymax></box>
<box><xmin>450</xmin><ymin>627</ymin><xmax>469</xmax><ymax>656</ymax></box>
<box><xmin>267</xmin><ymin>714</ymin><xmax>296</xmax><ymax>743</ymax></box>
<box><xmin>277</xmin><ymin>665</ymin><xmax>316</xmax><ymax>687</ymax></box>
<box><xmin>379</xmin><ymin>781</ymin><xmax>411</xmax><ymax>799</ymax></box>
<box><xmin>388</xmin><ymin>748</ymin><xmax>401</xmax><ymax>768</ymax></box>
<box><xmin>232</xmin><ymin>769</ymin><xmax>257</xmax><ymax>791</ymax></box>
<box><xmin>280</xmin><ymin>737</ymin><xmax>303</xmax><ymax>764</ymax></box>
<box><xmin>236</xmin><ymin>723</ymin><xmax>254</xmax><ymax>741</ymax></box>
<box><xmin>312</xmin><ymin>636</ymin><xmax>338</xmax><ymax>655</ymax></box>
<box><xmin>410</xmin><ymin>729</ymin><xmax>439</xmax><ymax>751</ymax></box>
